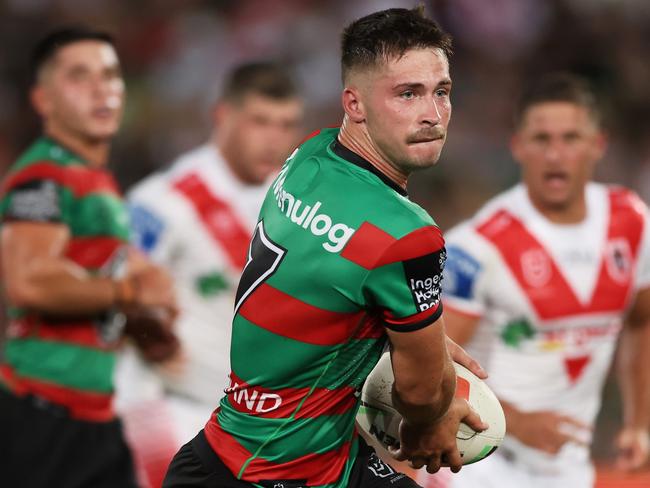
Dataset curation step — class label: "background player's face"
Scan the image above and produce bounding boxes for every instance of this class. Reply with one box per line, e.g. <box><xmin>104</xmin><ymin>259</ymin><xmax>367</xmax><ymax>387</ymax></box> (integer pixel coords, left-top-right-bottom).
<box><xmin>32</xmin><ymin>40</ymin><xmax>125</xmax><ymax>143</ymax></box>
<box><xmin>359</xmin><ymin>48</ymin><xmax>452</xmax><ymax>172</ymax></box>
<box><xmin>511</xmin><ymin>102</ymin><xmax>606</xmax><ymax>212</ymax></box>
<box><xmin>216</xmin><ymin>93</ymin><xmax>304</xmax><ymax>185</ymax></box>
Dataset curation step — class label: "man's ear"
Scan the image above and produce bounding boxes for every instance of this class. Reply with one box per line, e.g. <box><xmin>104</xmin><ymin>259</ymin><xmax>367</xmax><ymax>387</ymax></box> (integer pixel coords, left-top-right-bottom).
<box><xmin>341</xmin><ymin>87</ymin><xmax>365</xmax><ymax>123</ymax></box>
<box><xmin>212</xmin><ymin>101</ymin><xmax>232</xmax><ymax>127</ymax></box>
<box><xmin>30</xmin><ymin>85</ymin><xmax>50</xmax><ymax>118</ymax></box>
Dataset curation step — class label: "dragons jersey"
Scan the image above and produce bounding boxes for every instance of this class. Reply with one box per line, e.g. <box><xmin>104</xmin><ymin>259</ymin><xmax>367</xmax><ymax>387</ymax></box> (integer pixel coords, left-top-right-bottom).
<box><xmin>126</xmin><ymin>144</ymin><xmax>268</xmax><ymax>404</ymax></box>
<box><xmin>0</xmin><ymin>136</ymin><xmax>130</xmax><ymax>421</ymax></box>
<box><xmin>204</xmin><ymin>128</ymin><xmax>447</xmax><ymax>487</ymax></box>
<box><xmin>443</xmin><ymin>183</ymin><xmax>650</xmax><ymax>474</ymax></box>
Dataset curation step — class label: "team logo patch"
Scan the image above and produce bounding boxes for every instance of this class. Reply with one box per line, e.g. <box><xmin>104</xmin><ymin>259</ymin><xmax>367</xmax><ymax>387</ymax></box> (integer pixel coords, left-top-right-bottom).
<box><xmin>129</xmin><ymin>204</ymin><xmax>165</xmax><ymax>253</ymax></box>
<box><xmin>443</xmin><ymin>245</ymin><xmax>482</xmax><ymax>300</ymax></box>
<box><xmin>605</xmin><ymin>238</ymin><xmax>632</xmax><ymax>284</ymax></box>
<box><xmin>520</xmin><ymin>249</ymin><xmax>552</xmax><ymax>288</ymax></box>
<box><xmin>7</xmin><ymin>179</ymin><xmax>61</xmax><ymax>222</ymax></box>
<box><xmin>403</xmin><ymin>249</ymin><xmax>446</xmax><ymax>312</ymax></box>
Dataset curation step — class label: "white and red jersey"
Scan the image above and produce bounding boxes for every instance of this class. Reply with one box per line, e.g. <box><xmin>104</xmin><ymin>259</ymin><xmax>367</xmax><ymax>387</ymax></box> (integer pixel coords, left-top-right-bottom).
<box><xmin>127</xmin><ymin>143</ymin><xmax>269</xmax><ymax>405</ymax></box>
<box><xmin>443</xmin><ymin>182</ymin><xmax>650</xmax><ymax>474</ymax></box>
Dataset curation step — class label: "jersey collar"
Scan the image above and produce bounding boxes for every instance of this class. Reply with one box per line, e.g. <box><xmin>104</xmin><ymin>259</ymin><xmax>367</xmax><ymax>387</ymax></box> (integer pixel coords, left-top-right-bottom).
<box><xmin>331</xmin><ymin>139</ymin><xmax>408</xmax><ymax>197</ymax></box>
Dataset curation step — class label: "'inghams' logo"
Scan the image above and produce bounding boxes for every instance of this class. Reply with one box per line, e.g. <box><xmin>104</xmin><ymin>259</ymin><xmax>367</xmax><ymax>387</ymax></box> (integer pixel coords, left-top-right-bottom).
<box><xmin>272</xmin><ymin>164</ymin><xmax>355</xmax><ymax>253</ymax></box>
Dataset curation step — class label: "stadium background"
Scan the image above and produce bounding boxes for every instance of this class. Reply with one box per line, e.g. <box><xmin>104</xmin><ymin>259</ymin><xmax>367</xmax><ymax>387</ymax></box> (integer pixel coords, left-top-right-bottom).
<box><xmin>0</xmin><ymin>0</ymin><xmax>649</xmax><ymax>485</ymax></box>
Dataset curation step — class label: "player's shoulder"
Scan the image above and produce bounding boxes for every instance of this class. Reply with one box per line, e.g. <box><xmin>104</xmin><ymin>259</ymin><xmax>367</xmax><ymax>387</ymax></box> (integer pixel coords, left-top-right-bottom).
<box><xmin>602</xmin><ymin>182</ymin><xmax>648</xmax><ymax>217</ymax></box>
<box><xmin>444</xmin><ymin>186</ymin><xmax>523</xmax><ymax>264</ymax></box>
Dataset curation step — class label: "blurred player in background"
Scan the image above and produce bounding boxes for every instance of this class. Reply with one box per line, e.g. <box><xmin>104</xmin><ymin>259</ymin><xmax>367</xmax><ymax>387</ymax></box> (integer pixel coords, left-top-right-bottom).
<box><xmin>441</xmin><ymin>73</ymin><xmax>650</xmax><ymax>487</ymax></box>
<box><xmin>114</xmin><ymin>62</ymin><xmax>304</xmax><ymax>485</ymax></box>
<box><xmin>164</xmin><ymin>7</ymin><xmax>487</xmax><ymax>488</ymax></box>
<box><xmin>0</xmin><ymin>27</ymin><xmax>177</xmax><ymax>488</ymax></box>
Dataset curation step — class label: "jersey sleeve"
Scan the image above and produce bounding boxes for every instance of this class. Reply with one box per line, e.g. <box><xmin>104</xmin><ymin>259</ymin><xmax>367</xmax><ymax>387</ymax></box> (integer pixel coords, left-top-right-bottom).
<box><xmin>127</xmin><ymin>177</ymin><xmax>178</xmax><ymax>263</ymax></box>
<box><xmin>362</xmin><ymin>225</ymin><xmax>446</xmax><ymax>332</ymax></box>
<box><xmin>441</xmin><ymin>223</ymin><xmax>490</xmax><ymax>318</ymax></box>
<box><xmin>1</xmin><ymin>174</ymin><xmax>66</xmax><ymax>224</ymax></box>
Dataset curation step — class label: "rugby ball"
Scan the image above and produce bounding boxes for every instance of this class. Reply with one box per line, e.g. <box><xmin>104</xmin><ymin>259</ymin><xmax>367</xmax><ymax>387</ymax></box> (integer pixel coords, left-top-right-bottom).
<box><xmin>357</xmin><ymin>352</ymin><xmax>505</xmax><ymax>465</ymax></box>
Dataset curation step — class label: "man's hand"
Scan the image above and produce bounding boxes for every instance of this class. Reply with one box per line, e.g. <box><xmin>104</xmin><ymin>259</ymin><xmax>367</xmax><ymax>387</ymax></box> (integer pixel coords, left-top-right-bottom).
<box><xmin>507</xmin><ymin>408</ymin><xmax>590</xmax><ymax>455</ymax></box>
<box><xmin>445</xmin><ymin>336</ymin><xmax>487</xmax><ymax>380</ymax></box>
<box><xmin>616</xmin><ymin>427</ymin><xmax>650</xmax><ymax>471</ymax></box>
<box><xmin>389</xmin><ymin>397</ymin><xmax>487</xmax><ymax>473</ymax></box>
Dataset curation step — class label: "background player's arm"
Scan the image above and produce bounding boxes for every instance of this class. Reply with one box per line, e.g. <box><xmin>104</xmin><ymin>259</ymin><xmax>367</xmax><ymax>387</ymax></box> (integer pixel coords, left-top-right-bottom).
<box><xmin>616</xmin><ymin>286</ymin><xmax>650</xmax><ymax>470</ymax></box>
<box><xmin>1</xmin><ymin>222</ymin><xmax>176</xmax><ymax>316</ymax></box>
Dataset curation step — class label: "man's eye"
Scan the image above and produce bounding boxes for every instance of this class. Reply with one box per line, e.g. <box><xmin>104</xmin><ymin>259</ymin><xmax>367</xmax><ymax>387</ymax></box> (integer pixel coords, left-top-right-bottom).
<box><xmin>435</xmin><ymin>89</ymin><xmax>449</xmax><ymax>97</ymax></box>
<box><xmin>401</xmin><ymin>91</ymin><xmax>415</xmax><ymax>100</ymax></box>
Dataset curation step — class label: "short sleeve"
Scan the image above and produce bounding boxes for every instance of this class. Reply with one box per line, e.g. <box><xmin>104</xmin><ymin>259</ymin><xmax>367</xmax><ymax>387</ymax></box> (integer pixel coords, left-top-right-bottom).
<box><xmin>362</xmin><ymin>225</ymin><xmax>446</xmax><ymax>333</ymax></box>
<box><xmin>127</xmin><ymin>174</ymin><xmax>188</xmax><ymax>265</ymax></box>
<box><xmin>442</xmin><ymin>225</ymin><xmax>489</xmax><ymax>317</ymax></box>
<box><xmin>2</xmin><ymin>178</ymin><xmax>64</xmax><ymax>223</ymax></box>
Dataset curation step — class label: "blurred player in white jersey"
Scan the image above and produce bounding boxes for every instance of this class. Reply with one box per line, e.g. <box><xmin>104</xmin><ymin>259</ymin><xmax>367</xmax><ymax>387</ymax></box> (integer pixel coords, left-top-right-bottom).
<box><xmin>439</xmin><ymin>73</ymin><xmax>650</xmax><ymax>487</ymax></box>
<box><xmin>114</xmin><ymin>62</ymin><xmax>304</xmax><ymax>486</ymax></box>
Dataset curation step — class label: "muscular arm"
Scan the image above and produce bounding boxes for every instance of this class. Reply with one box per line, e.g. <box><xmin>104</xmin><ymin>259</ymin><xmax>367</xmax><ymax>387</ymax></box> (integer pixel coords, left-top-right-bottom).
<box><xmin>1</xmin><ymin>222</ymin><xmax>117</xmax><ymax>315</ymax></box>
<box><xmin>617</xmin><ymin>287</ymin><xmax>650</xmax><ymax>469</ymax></box>
<box><xmin>388</xmin><ymin>318</ymin><xmax>455</xmax><ymax>425</ymax></box>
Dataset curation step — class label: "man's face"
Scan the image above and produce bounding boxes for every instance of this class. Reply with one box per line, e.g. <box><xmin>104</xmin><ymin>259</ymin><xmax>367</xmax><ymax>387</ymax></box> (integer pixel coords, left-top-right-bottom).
<box><xmin>33</xmin><ymin>40</ymin><xmax>125</xmax><ymax>143</ymax></box>
<box><xmin>511</xmin><ymin>102</ymin><xmax>606</xmax><ymax>211</ymax></box>
<box><xmin>352</xmin><ymin>48</ymin><xmax>452</xmax><ymax>172</ymax></box>
<box><xmin>217</xmin><ymin>93</ymin><xmax>304</xmax><ymax>185</ymax></box>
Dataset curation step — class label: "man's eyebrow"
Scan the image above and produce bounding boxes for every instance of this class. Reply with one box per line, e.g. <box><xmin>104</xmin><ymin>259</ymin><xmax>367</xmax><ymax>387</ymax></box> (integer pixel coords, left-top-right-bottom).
<box><xmin>392</xmin><ymin>82</ymin><xmax>425</xmax><ymax>91</ymax></box>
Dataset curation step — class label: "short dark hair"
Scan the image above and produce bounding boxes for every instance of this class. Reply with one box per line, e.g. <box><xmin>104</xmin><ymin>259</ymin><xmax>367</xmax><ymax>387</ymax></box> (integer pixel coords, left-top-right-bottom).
<box><xmin>515</xmin><ymin>72</ymin><xmax>600</xmax><ymax>127</ymax></box>
<box><xmin>341</xmin><ymin>6</ymin><xmax>452</xmax><ymax>83</ymax></box>
<box><xmin>220</xmin><ymin>62</ymin><xmax>299</xmax><ymax>104</ymax></box>
<box><xmin>31</xmin><ymin>26</ymin><xmax>115</xmax><ymax>83</ymax></box>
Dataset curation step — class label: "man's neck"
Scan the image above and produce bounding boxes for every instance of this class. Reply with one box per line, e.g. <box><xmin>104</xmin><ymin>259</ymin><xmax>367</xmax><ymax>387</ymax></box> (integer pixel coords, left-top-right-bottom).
<box><xmin>527</xmin><ymin>188</ymin><xmax>587</xmax><ymax>225</ymax></box>
<box><xmin>338</xmin><ymin>116</ymin><xmax>408</xmax><ymax>190</ymax></box>
<box><xmin>45</xmin><ymin>126</ymin><xmax>110</xmax><ymax>167</ymax></box>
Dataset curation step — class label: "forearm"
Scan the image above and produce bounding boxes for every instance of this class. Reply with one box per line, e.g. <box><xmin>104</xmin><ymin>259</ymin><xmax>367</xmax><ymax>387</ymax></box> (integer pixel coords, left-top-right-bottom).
<box><xmin>392</xmin><ymin>354</ymin><xmax>456</xmax><ymax>426</ymax></box>
<box><xmin>618</xmin><ymin>323</ymin><xmax>650</xmax><ymax>430</ymax></box>
<box><xmin>8</xmin><ymin>258</ymin><xmax>118</xmax><ymax>316</ymax></box>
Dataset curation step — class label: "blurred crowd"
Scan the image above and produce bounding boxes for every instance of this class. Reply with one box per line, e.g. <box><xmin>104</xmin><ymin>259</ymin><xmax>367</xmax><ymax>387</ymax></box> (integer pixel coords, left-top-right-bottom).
<box><xmin>1</xmin><ymin>0</ymin><xmax>650</xmax><ymax>229</ymax></box>
<box><xmin>1</xmin><ymin>0</ymin><xmax>650</xmax><ymax>469</ymax></box>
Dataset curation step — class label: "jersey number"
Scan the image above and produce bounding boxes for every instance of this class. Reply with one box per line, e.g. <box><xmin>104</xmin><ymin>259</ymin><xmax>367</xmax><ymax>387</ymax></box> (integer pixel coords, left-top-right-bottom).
<box><xmin>234</xmin><ymin>221</ymin><xmax>287</xmax><ymax>313</ymax></box>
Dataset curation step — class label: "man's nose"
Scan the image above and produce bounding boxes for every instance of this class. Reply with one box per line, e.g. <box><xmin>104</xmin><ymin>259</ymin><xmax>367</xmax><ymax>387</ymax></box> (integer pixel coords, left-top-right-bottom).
<box><xmin>421</xmin><ymin>97</ymin><xmax>442</xmax><ymax>125</ymax></box>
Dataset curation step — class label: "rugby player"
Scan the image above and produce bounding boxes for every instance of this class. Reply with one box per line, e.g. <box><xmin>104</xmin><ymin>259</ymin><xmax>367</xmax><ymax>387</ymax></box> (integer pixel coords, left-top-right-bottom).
<box><xmin>163</xmin><ymin>7</ymin><xmax>487</xmax><ymax>488</ymax></box>
<box><xmin>0</xmin><ymin>27</ymin><xmax>176</xmax><ymax>487</ymax></box>
<box><xmin>442</xmin><ymin>73</ymin><xmax>650</xmax><ymax>487</ymax></box>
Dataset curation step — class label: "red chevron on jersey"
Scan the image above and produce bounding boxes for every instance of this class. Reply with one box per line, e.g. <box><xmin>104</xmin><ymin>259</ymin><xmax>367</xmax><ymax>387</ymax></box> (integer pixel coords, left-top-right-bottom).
<box><xmin>173</xmin><ymin>173</ymin><xmax>251</xmax><ymax>270</ymax></box>
<box><xmin>225</xmin><ymin>371</ymin><xmax>357</xmax><ymax>419</ymax></box>
<box><xmin>564</xmin><ymin>355</ymin><xmax>592</xmax><ymax>384</ymax></box>
<box><xmin>239</xmin><ymin>283</ymin><xmax>365</xmax><ymax>346</ymax></box>
<box><xmin>477</xmin><ymin>189</ymin><xmax>644</xmax><ymax>320</ymax></box>
<box><xmin>204</xmin><ymin>416</ymin><xmax>354</xmax><ymax>485</ymax></box>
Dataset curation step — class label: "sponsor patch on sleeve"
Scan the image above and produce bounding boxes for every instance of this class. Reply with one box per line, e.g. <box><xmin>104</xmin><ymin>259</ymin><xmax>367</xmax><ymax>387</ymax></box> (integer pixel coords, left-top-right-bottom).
<box><xmin>443</xmin><ymin>245</ymin><xmax>482</xmax><ymax>300</ymax></box>
<box><xmin>129</xmin><ymin>203</ymin><xmax>165</xmax><ymax>253</ymax></box>
<box><xmin>5</xmin><ymin>180</ymin><xmax>61</xmax><ymax>222</ymax></box>
<box><xmin>402</xmin><ymin>247</ymin><xmax>446</xmax><ymax>313</ymax></box>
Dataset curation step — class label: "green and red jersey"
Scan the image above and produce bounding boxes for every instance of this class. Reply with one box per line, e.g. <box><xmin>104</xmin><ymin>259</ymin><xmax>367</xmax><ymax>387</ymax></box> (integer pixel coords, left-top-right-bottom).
<box><xmin>0</xmin><ymin>136</ymin><xmax>130</xmax><ymax>421</ymax></box>
<box><xmin>205</xmin><ymin>128</ymin><xmax>447</xmax><ymax>487</ymax></box>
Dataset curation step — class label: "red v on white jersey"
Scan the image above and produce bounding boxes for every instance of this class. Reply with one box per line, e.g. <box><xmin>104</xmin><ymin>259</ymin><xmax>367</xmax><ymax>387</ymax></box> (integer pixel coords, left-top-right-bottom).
<box><xmin>173</xmin><ymin>173</ymin><xmax>251</xmax><ymax>271</ymax></box>
<box><xmin>477</xmin><ymin>188</ymin><xmax>644</xmax><ymax>321</ymax></box>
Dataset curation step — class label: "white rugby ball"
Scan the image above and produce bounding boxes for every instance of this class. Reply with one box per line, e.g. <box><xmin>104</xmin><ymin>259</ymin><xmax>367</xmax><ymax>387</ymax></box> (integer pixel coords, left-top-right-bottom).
<box><xmin>357</xmin><ymin>352</ymin><xmax>506</xmax><ymax>465</ymax></box>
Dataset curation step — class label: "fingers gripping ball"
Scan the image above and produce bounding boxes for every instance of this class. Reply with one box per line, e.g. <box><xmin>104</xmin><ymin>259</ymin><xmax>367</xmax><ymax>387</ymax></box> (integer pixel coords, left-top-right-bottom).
<box><xmin>357</xmin><ymin>352</ymin><xmax>506</xmax><ymax>465</ymax></box>
<box><xmin>124</xmin><ymin>307</ymin><xmax>180</xmax><ymax>363</ymax></box>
